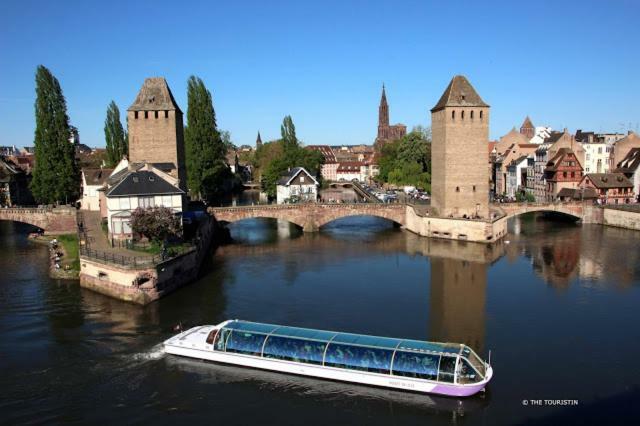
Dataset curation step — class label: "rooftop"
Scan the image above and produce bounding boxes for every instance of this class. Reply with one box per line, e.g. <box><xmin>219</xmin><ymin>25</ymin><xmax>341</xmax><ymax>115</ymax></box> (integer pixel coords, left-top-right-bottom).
<box><xmin>106</xmin><ymin>170</ymin><xmax>184</xmax><ymax>197</ymax></box>
<box><xmin>431</xmin><ymin>75</ymin><xmax>489</xmax><ymax>112</ymax></box>
<box><xmin>128</xmin><ymin>77</ymin><xmax>182</xmax><ymax>113</ymax></box>
<box><xmin>583</xmin><ymin>173</ymin><xmax>633</xmax><ymax>189</ymax></box>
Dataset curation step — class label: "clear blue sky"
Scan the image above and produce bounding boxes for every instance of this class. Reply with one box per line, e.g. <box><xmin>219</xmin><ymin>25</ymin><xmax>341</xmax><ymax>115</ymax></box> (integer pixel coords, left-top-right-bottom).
<box><xmin>1</xmin><ymin>0</ymin><xmax>639</xmax><ymax>148</ymax></box>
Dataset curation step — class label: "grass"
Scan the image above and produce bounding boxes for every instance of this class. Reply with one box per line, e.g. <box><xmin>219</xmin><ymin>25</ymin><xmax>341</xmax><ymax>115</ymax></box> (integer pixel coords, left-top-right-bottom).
<box><xmin>57</xmin><ymin>234</ymin><xmax>80</xmax><ymax>271</ymax></box>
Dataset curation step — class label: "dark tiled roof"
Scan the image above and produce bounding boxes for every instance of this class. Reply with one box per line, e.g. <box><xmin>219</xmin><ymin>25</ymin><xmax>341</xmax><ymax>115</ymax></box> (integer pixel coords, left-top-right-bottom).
<box><xmin>128</xmin><ymin>77</ymin><xmax>182</xmax><ymax>113</ymax></box>
<box><xmin>431</xmin><ymin>75</ymin><xmax>489</xmax><ymax>112</ymax></box>
<box><xmin>557</xmin><ymin>188</ymin><xmax>577</xmax><ymax>198</ymax></box>
<box><xmin>277</xmin><ymin>167</ymin><xmax>318</xmax><ymax>186</ymax></box>
<box><xmin>584</xmin><ymin>173</ymin><xmax>633</xmax><ymax>189</ymax></box>
<box><xmin>151</xmin><ymin>162</ymin><xmax>176</xmax><ymax>172</ymax></box>
<box><xmin>106</xmin><ymin>170</ymin><xmax>184</xmax><ymax>197</ymax></box>
<box><xmin>82</xmin><ymin>168</ymin><xmax>114</xmax><ymax>185</ymax></box>
<box><xmin>545</xmin><ymin>148</ymin><xmax>579</xmax><ymax>171</ymax></box>
<box><xmin>543</xmin><ymin>131</ymin><xmax>565</xmax><ymax>144</ymax></box>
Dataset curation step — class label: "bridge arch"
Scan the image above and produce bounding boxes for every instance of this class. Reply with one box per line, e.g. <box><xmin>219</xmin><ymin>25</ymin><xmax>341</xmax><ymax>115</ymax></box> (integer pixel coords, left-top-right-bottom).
<box><xmin>316</xmin><ymin>212</ymin><xmax>404</xmax><ymax>229</ymax></box>
<box><xmin>216</xmin><ymin>215</ymin><xmax>306</xmax><ymax>229</ymax></box>
<box><xmin>497</xmin><ymin>203</ymin><xmax>585</xmax><ymax>221</ymax></box>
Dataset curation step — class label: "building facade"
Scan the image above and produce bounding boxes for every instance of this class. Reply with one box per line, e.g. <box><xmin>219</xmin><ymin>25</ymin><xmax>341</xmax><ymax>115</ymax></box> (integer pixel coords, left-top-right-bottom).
<box><xmin>276</xmin><ymin>167</ymin><xmax>319</xmax><ymax>204</ymax></box>
<box><xmin>127</xmin><ymin>77</ymin><xmax>187</xmax><ymax>191</ymax></box>
<box><xmin>579</xmin><ymin>173</ymin><xmax>634</xmax><ymax>205</ymax></box>
<box><xmin>614</xmin><ymin>147</ymin><xmax>640</xmax><ymax>201</ymax></box>
<box><xmin>80</xmin><ymin>168</ymin><xmax>113</xmax><ymax>211</ymax></box>
<box><xmin>374</xmin><ymin>85</ymin><xmax>406</xmax><ymax>147</ymax></box>
<box><xmin>544</xmin><ymin>148</ymin><xmax>583</xmax><ymax>200</ymax></box>
<box><xmin>581</xmin><ymin>142</ymin><xmax>610</xmax><ymax>174</ymax></box>
<box><xmin>431</xmin><ymin>75</ymin><xmax>489</xmax><ymax>219</ymax></box>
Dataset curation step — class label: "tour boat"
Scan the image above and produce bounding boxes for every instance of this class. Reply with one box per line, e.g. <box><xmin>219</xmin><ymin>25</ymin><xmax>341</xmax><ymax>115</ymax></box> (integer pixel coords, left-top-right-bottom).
<box><xmin>163</xmin><ymin>320</ymin><xmax>493</xmax><ymax>397</ymax></box>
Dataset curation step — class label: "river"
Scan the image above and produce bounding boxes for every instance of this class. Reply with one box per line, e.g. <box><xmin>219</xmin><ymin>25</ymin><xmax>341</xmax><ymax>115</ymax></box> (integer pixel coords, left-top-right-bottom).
<box><xmin>1</xmin><ymin>214</ymin><xmax>639</xmax><ymax>425</ymax></box>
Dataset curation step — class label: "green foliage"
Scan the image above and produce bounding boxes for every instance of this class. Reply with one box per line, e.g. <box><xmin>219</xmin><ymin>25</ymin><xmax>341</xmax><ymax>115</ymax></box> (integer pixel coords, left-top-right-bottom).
<box><xmin>104</xmin><ymin>101</ymin><xmax>127</xmax><ymax>167</ymax></box>
<box><xmin>375</xmin><ymin>127</ymin><xmax>432</xmax><ymax>192</ymax></box>
<box><xmin>58</xmin><ymin>234</ymin><xmax>79</xmax><ymax>271</ymax></box>
<box><xmin>516</xmin><ymin>191</ymin><xmax>536</xmax><ymax>202</ymax></box>
<box><xmin>254</xmin><ymin>116</ymin><xmax>324</xmax><ymax>198</ymax></box>
<box><xmin>130</xmin><ymin>206</ymin><xmax>182</xmax><ymax>243</ymax></box>
<box><xmin>184</xmin><ymin>75</ymin><xmax>225</xmax><ymax>201</ymax></box>
<box><xmin>31</xmin><ymin>65</ymin><xmax>80</xmax><ymax>204</ymax></box>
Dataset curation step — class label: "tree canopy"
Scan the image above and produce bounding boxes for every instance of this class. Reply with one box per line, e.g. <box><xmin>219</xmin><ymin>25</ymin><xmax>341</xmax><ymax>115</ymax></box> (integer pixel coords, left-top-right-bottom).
<box><xmin>30</xmin><ymin>65</ymin><xmax>80</xmax><ymax>204</ymax></box>
<box><xmin>104</xmin><ymin>101</ymin><xmax>127</xmax><ymax>167</ymax></box>
<box><xmin>376</xmin><ymin>126</ymin><xmax>431</xmax><ymax>191</ymax></box>
<box><xmin>184</xmin><ymin>75</ymin><xmax>226</xmax><ymax>201</ymax></box>
<box><xmin>254</xmin><ymin>116</ymin><xmax>323</xmax><ymax>198</ymax></box>
<box><xmin>130</xmin><ymin>206</ymin><xmax>182</xmax><ymax>242</ymax></box>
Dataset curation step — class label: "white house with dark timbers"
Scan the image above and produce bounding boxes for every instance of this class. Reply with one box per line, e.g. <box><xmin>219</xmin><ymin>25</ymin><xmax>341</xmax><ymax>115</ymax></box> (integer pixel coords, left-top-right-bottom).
<box><xmin>105</xmin><ymin>162</ymin><xmax>185</xmax><ymax>241</ymax></box>
<box><xmin>276</xmin><ymin>167</ymin><xmax>319</xmax><ymax>204</ymax></box>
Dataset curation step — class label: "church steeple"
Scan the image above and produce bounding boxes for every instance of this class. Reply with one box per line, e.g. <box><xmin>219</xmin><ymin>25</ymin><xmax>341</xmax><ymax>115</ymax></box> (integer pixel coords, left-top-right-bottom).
<box><xmin>256</xmin><ymin>131</ymin><xmax>263</xmax><ymax>148</ymax></box>
<box><xmin>378</xmin><ymin>83</ymin><xmax>389</xmax><ymax>128</ymax></box>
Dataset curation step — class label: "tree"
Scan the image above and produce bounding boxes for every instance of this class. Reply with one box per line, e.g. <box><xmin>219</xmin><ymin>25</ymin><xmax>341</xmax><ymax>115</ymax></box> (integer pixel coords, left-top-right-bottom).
<box><xmin>31</xmin><ymin>65</ymin><xmax>80</xmax><ymax>204</ymax></box>
<box><xmin>375</xmin><ymin>127</ymin><xmax>432</xmax><ymax>191</ymax></box>
<box><xmin>104</xmin><ymin>101</ymin><xmax>127</xmax><ymax>166</ymax></box>
<box><xmin>184</xmin><ymin>75</ymin><xmax>225</xmax><ymax>200</ymax></box>
<box><xmin>130</xmin><ymin>206</ymin><xmax>182</xmax><ymax>242</ymax></box>
<box><xmin>257</xmin><ymin>116</ymin><xmax>323</xmax><ymax>198</ymax></box>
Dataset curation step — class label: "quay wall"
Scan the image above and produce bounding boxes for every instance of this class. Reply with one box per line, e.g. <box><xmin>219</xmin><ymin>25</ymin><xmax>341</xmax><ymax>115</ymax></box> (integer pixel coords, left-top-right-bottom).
<box><xmin>79</xmin><ymin>216</ymin><xmax>219</xmax><ymax>305</ymax></box>
<box><xmin>602</xmin><ymin>208</ymin><xmax>640</xmax><ymax>231</ymax></box>
<box><xmin>404</xmin><ymin>205</ymin><xmax>508</xmax><ymax>243</ymax></box>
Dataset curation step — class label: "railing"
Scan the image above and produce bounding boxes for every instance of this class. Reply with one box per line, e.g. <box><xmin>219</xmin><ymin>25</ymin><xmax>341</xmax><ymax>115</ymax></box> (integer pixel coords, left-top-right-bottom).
<box><xmin>209</xmin><ymin>202</ymin><xmax>407</xmax><ymax>211</ymax></box>
<box><xmin>80</xmin><ymin>244</ymin><xmax>195</xmax><ymax>267</ymax></box>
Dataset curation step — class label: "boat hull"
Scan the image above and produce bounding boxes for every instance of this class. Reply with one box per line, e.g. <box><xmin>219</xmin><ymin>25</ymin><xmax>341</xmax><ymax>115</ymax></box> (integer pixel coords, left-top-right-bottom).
<box><xmin>164</xmin><ymin>342</ymin><xmax>492</xmax><ymax>397</ymax></box>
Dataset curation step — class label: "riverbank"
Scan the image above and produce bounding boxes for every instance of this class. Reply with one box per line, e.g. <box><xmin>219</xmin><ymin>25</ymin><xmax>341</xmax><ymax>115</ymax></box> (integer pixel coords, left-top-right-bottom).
<box><xmin>31</xmin><ymin>233</ymin><xmax>80</xmax><ymax>279</ymax></box>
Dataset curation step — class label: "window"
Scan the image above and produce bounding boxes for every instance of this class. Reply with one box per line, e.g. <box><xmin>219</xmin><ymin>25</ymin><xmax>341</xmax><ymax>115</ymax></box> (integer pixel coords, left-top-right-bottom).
<box><xmin>154</xmin><ymin>110</ymin><xmax>158</xmax><ymax>119</ymax></box>
<box><xmin>134</xmin><ymin>111</ymin><xmax>139</xmax><ymax>119</ymax></box>
<box><xmin>139</xmin><ymin>196</ymin><xmax>154</xmax><ymax>208</ymax></box>
<box><xmin>452</xmin><ymin>111</ymin><xmax>455</xmax><ymax>120</ymax></box>
<box><xmin>225</xmin><ymin>331</ymin><xmax>267</xmax><ymax>356</ymax></box>
<box><xmin>214</xmin><ymin>328</ymin><xmax>231</xmax><ymax>351</ymax></box>
<box><xmin>480</xmin><ymin>111</ymin><xmax>483</xmax><ymax>120</ymax></box>
<box><xmin>300</xmin><ymin>176</ymin><xmax>305</xmax><ymax>183</ymax></box>
<box><xmin>165</xmin><ymin>110</ymin><xmax>169</xmax><ymax>118</ymax></box>
<box><xmin>461</xmin><ymin>110</ymin><xmax>465</xmax><ymax>120</ymax></box>
<box><xmin>473</xmin><ymin>185</ymin><xmax>476</xmax><ymax>192</ymax></box>
<box><xmin>262</xmin><ymin>336</ymin><xmax>326</xmax><ymax>365</ymax></box>
<box><xmin>571</xmin><ymin>171</ymin><xmax>575</xmax><ymax>178</ymax></box>
<box><xmin>144</xmin><ymin>111</ymin><xmax>148</xmax><ymax>119</ymax></box>
<box><xmin>470</xmin><ymin>110</ymin><xmax>474</xmax><ymax>119</ymax></box>
<box><xmin>392</xmin><ymin>351</ymin><xmax>439</xmax><ymax>380</ymax></box>
<box><xmin>456</xmin><ymin>186</ymin><xmax>460</xmax><ymax>192</ymax></box>
<box><xmin>437</xmin><ymin>355</ymin><xmax>456</xmax><ymax>383</ymax></box>
<box><xmin>457</xmin><ymin>358</ymin><xmax>481</xmax><ymax>384</ymax></box>
<box><xmin>118</xmin><ymin>197</ymin><xmax>130</xmax><ymax>210</ymax></box>
<box><xmin>563</xmin><ymin>172</ymin><xmax>567</xmax><ymax>178</ymax></box>
<box><xmin>324</xmin><ymin>343</ymin><xmax>394</xmax><ymax>374</ymax></box>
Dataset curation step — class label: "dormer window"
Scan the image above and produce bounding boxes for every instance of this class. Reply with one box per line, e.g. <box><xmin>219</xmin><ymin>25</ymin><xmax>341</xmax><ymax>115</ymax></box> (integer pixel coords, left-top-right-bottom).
<box><xmin>133</xmin><ymin>176</ymin><xmax>139</xmax><ymax>183</ymax></box>
<box><xmin>149</xmin><ymin>175</ymin><xmax>155</xmax><ymax>182</ymax></box>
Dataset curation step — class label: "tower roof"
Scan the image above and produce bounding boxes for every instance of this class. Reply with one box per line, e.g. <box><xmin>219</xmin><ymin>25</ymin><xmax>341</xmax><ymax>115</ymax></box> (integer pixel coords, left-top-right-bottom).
<box><xmin>431</xmin><ymin>75</ymin><xmax>489</xmax><ymax>112</ymax></box>
<box><xmin>380</xmin><ymin>83</ymin><xmax>388</xmax><ymax>105</ymax></box>
<box><xmin>128</xmin><ymin>77</ymin><xmax>181</xmax><ymax>113</ymax></box>
<box><xmin>256</xmin><ymin>131</ymin><xmax>262</xmax><ymax>144</ymax></box>
<box><xmin>521</xmin><ymin>116</ymin><xmax>534</xmax><ymax>129</ymax></box>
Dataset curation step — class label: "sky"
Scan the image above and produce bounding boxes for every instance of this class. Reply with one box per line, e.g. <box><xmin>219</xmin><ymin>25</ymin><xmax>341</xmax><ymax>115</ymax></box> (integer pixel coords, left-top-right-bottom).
<box><xmin>1</xmin><ymin>0</ymin><xmax>639</xmax><ymax>149</ymax></box>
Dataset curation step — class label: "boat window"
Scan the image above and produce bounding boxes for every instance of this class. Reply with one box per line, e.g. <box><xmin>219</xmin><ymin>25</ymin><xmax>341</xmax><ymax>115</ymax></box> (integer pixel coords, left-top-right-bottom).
<box><xmin>206</xmin><ymin>329</ymin><xmax>218</xmax><ymax>345</ymax></box>
<box><xmin>213</xmin><ymin>328</ymin><xmax>231</xmax><ymax>352</ymax></box>
<box><xmin>225</xmin><ymin>331</ymin><xmax>266</xmax><ymax>356</ymax></box>
<box><xmin>457</xmin><ymin>358</ymin><xmax>481</xmax><ymax>384</ymax></box>
<box><xmin>324</xmin><ymin>343</ymin><xmax>393</xmax><ymax>374</ymax></box>
<box><xmin>391</xmin><ymin>351</ymin><xmax>439</xmax><ymax>380</ymax></box>
<box><xmin>262</xmin><ymin>336</ymin><xmax>326</xmax><ymax>365</ymax></box>
<box><xmin>461</xmin><ymin>346</ymin><xmax>485</xmax><ymax>377</ymax></box>
<box><xmin>438</xmin><ymin>355</ymin><xmax>457</xmax><ymax>383</ymax></box>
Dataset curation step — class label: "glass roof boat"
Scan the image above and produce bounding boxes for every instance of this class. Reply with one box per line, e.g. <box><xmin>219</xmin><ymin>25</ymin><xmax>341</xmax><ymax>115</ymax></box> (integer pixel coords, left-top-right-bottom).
<box><xmin>163</xmin><ymin>320</ymin><xmax>493</xmax><ymax>397</ymax></box>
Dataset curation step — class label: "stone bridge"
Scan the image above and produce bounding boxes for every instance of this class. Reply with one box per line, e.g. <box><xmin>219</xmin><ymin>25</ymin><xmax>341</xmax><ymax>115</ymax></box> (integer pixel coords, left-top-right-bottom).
<box><xmin>0</xmin><ymin>206</ymin><xmax>78</xmax><ymax>234</ymax></box>
<box><xmin>209</xmin><ymin>203</ymin><xmax>406</xmax><ymax>232</ymax></box>
<box><xmin>494</xmin><ymin>201</ymin><xmax>601</xmax><ymax>222</ymax></box>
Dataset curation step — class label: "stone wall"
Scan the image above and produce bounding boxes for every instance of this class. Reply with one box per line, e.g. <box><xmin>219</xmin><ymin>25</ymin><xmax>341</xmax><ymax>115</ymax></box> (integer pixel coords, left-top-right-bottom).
<box><xmin>404</xmin><ymin>205</ymin><xmax>507</xmax><ymax>243</ymax></box>
<box><xmin>603</xmin><ymin>207</ymin><xmax>640</xmax><ymax>231</ymax></box>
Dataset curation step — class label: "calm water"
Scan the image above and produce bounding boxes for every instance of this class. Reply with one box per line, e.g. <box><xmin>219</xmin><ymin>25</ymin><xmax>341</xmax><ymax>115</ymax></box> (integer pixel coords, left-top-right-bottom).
<box><xmin>1</xmin><ymin>214</ymin><xmax>640</xmax><ymax>425</ymax></box>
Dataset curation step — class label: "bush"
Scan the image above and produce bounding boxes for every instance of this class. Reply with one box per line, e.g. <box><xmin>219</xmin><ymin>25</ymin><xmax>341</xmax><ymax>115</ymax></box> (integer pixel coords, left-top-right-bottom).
<box><xmin>130</xmin><ymin>207</ymin><xmax>182</xmax><ymax>243</ymax></box>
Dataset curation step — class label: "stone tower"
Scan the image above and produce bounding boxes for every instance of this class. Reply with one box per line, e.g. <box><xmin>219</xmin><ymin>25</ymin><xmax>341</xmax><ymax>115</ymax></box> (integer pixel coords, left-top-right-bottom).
<box><xmin>127</xmin><ymin>77</ymin><xmax>187</xmax><ymax>190</ymax></box>
<box><xmin>520</xmin><ymin>116</ymin><xmax>535</xmax><ymax>140</ymax></box>
<box><xmin>431</xmin><ymin>75</ymin><xmax>490</xmax><ymax>219</ymax></box>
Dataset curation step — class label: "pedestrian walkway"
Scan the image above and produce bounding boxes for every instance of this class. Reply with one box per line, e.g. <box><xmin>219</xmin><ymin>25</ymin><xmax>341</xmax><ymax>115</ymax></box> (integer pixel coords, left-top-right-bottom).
<box><xmin>79</xmin><ymin>210</ymin><xmax>153</xmax><ymax>258</ymax></box>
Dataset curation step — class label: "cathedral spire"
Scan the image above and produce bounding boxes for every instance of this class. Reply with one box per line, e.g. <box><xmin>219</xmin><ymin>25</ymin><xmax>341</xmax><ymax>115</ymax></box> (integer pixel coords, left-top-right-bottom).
<box><xmin>256</xmin><ymin>131</ymin><xmax>262</xmax><ymax>148</ymax></box>
<box><xmin>378</xmin><ymin>83</ymin><xmax>389</xmax><ymax>128</ymax></box>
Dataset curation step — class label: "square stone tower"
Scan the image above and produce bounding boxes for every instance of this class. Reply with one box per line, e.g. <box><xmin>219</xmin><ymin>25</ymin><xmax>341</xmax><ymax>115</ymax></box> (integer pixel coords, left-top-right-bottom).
<box><xmin>431</xmin><ymin>75</ymin><xmax>490</xmax><ymax>219</ymax></box>
<box><xmin>127</xmin><ymin>77</ymin><xmax>187</xmax><ymax>191</ymax></box>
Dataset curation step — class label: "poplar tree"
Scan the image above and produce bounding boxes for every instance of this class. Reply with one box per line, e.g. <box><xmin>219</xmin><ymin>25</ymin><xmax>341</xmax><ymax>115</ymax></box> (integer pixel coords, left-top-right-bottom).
<box><xmin>104</xmin><ymin>101</ymin><xmax>127</xmax><ymax>166</ymax></box>
<box><xmin>31</xmin><ymin>65</ymin><xmax>80</xmax><ymax>204</ymax></box>
<box><xmin>184</xmin><ymin>76</ymin><xmax>224</xmax><ymax>200</ymax></box>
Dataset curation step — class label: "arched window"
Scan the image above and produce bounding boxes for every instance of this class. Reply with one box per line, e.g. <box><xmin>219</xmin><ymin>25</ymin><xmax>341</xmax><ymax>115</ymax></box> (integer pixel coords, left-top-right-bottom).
<box><xmin>452</xmin><ymin>110</ymin><xmax>455</xmax><ymax>120</ymax></box>
<box><xmin>461</xmin><ymin>110</ymin><xmax>465</xmax><ymax>120</ymax></box>
<box><xmin>471</xmin><ymin>111</ymin><xmax>474</xmax><ymax>119</ymax></box>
